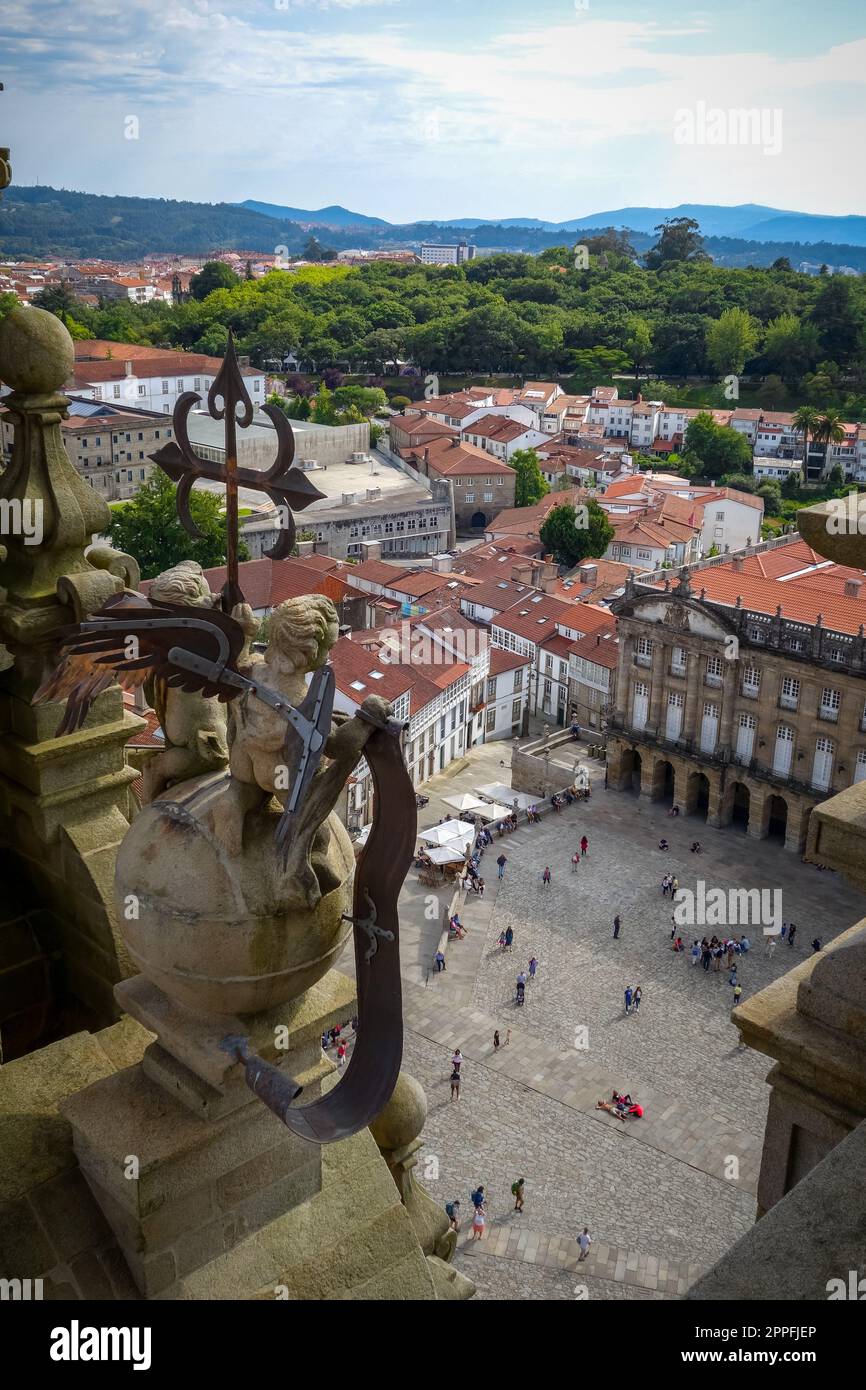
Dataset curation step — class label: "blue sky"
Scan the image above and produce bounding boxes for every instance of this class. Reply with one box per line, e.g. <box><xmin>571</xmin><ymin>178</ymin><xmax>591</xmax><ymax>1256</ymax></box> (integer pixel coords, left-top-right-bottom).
<box><xmin>2</xmin><ymin>0</ymin><xmax>865</xmax><ymax>221</ymax></box>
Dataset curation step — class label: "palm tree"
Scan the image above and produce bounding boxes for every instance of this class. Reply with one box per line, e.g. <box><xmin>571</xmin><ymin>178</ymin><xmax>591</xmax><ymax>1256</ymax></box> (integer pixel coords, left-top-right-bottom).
<box><xmin>793</xmin><ymin>405</ymin><xmax>819</xmax><ymax>476</ymax></box>
<box><xmin>814</xmin><ymin>410</ymin><xmax>845</xmax><ymax>479</ymax></box>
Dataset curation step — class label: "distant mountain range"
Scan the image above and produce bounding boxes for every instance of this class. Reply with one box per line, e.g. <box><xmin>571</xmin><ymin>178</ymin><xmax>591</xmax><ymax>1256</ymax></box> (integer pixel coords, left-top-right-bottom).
<box><xmin>236</xmin><ymin>199</ymin><xmax>388</xmax><ymax>229</ymax></box>
<box><xmin>3</xmin><ymin>186</ymin><xmax>865</xmax><ymax>269</ymax></box>
<box><xmin>237</xmin><ymin>198</ymin><xmax>866</xmax><ymax>248</ymax></box>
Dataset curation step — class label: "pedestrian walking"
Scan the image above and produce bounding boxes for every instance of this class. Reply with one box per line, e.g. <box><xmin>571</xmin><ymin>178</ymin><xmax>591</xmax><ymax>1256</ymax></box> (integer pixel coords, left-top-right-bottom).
<box><xmin>733</xmin><ymin>983</ymin><xmax>743</xmax><ymax>1006</ymax></box>
<box><xmin>477</xmin><ymin>877</ymin><xmax>485</xmax><ymax>898</ymax></box>
<box><xmin>505</xmin><ymin>926</ymin><xmax>514</xmax><ymax>952</ymax></box>
<box><xmin>577</xmin><ymin>1228</ymin><xmax>592</xmax><ymax>1262</ymax></box>
<box><xmin>765</xmin><ymin>936</ymin><xmax>777</xmax><ymax>960</ymax></box>
<box><xmin>788</xmin><ymin>924</ymin><xmax>797</xmax><ymax>948</ymax></box>
<box><xmin>632</xmin><ymin>985</ymin><xmax>643</xmax><ymax>1014</ymax></box>
<box><xmin>445</xmin><ymin>1199</ymin><xmax>461</xmax><ymax>1232</ymax></box>
<box><xmin>580</xmin><ymin>835</ymin><xmax>589</xmax><ymax>857</ymax></box>
<box><xmin>451</xmin><ymin>1048</ymin><xmax>463</xmax><ymax>1073</ymax></box>
<box><xmin>505</xmin><ymin>1028</ymin><xmax>511</xmax><ymax>1047</ymax></box>
<box><xmin>337</xmin><ymin>1042</ymin><xmax>347</xmax><ymax>1067</ymax></box>
<box><xmin>471</xmin><ymin>1185</ymin><xmax>485</xmax><ymax>1211</ymax></box>
<box><xmin>512</xmin><ymin>1177</ymin><xmax>525</xmax><ymax>1213</ymax></box>
<box><xmin>528</xmin><ymin>956</ymin><xmax>538</xmax><ymax>980</ymax></box>
<box><xmin>471</xmin><ymin>1206</ymin><xmax>485</xmax><ymax>1241</ymax></box>
<box><xmin>498</xmin><ymin>930</ymin><xmax>507</xmax><ymax>950</ymax></box>
<box><xmin>449</xmin><ymin>1068</ymin><xmax>460</xmax><ymax>1101</ymax></box>
<box><xmin>691</xmin><ymin>939</ymin><xmax>701</xmax><ymax>966</ymax></box>
<box><xmin>571</xmin><ymin>852</ymin><xmax>580</xmax><ymax>872</ymax></box>
<box><xmin>701</xmin><ymin>939</ymin><xmax>711</xmax><ymax>972</ymax></box>
<box><xmin>493</xmin><ymin>1030</ymin><xmax>500</xmax><ymax>1050</ymax></box>
<box><xmin>613</xmin><ymin>915</ymin><xmax>621</xmax><ymax>940</ymax></box>
<box><xmin>542</xmin><ymin>866</ymin><xmax>551</xmax><ymax>887</ymax></box>
<box><xmin>624</xmin><ymin>985</ymin><xmax>633</xmax><ymax>1015</ymax></box>
<box><xmin>497</xmin><ymin>853</ymin><xmax>507</xmax><ymax>879</ymax></box>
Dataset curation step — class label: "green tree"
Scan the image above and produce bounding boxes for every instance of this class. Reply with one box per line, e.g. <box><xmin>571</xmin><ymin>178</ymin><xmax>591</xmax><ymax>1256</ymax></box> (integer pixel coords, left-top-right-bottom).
<box><xmin>509</xmin><ymin>448</ymin><xmax>549</xmax><ymax>508</ymax></box>
<box><xmin>390</xmin><ymin>394</ymin><xmax>412</xmax><ymax>411</ymax></box>
<box><xmin>189</xmin><ymin>261</ymin><xmax>241</xmax><ymax>300</ymax></box>
<box><xmin>333</xmin><ymin>385</ymin><xmax>387</xmax><ymax>416</ymax></box>
<box><xmin>706</xmin><ymin>306</ymin><xmax>759</xmax><ymax>377</ymax></box>
<box><xmin>792</xmin><ymin>405</ymin><xmax>820</xmax><ymax>472</ymax></box>
<box><xmin>683</xmin><ymin>413</ymin><xmax>753</xmax><ymax>480</ymax></box>
<box><xmin>756</xmin><ymin>480</ymin><xmax>783</xmax><ymax>515</ymax></box>
<box><xmin>32</xmin><ymin>283</ymin><xmax>82</xmax><ymax>317</ymax></box>
<box><xmin>814</xmin><ymin>410</ymin><xmax>845</xmax><ymax>478</ymax></box>
<box><xmin>761</xmin><ymin>374</ymin><xmax>786</xmax><ymax>408</ymax></box>
<box><xmin>302</xmin><ymin>236</ymin><xmax>338</xmax><ymax>263</ymax></box>
<box><xmin>311</xmin><ymin>384</ymin><xmax>338</xmax><ymax>425</ymax></box>
<box><xmin>809</xmin><ymin>276</ymin><xmax>863</xmax><ymax>365</ymax></box>
<box><xmin>107</xmin><ymin>470</ymin><xmax>248</xmax><ymax>579</ymax></box>
<box><xmin>539</xmin><ymin>500</ymin><xmax>614</xmax><ymax>566</ymax></box>
<box><xmin>644</xmin><ymin>217</ymin><xmax>709</xmax><ymax>270</ymax></box>
<box><xmin>623</xmin><ymin>316</ymin><xmax>653</xmax><ymax>387</ymax></box>
<box><xmin>0</xmin><ymin>291</ymin><xmax>20</xmax><ymax>322</ymax></box>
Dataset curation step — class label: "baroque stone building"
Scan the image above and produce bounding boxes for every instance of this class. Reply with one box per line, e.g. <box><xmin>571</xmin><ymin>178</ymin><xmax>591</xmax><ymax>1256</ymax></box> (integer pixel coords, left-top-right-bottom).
<box><xmin>606</xmin><ymin>541</ymin><xmax>866</xmax><ymax>853</ymax></box>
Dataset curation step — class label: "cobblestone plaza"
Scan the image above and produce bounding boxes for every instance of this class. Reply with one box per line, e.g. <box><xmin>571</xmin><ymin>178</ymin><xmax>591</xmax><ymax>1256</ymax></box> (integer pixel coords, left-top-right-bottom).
<box><xmin>387</xmin><ymin>748</ymin><xmax>866</xmax><ymax>1299</ymax></box>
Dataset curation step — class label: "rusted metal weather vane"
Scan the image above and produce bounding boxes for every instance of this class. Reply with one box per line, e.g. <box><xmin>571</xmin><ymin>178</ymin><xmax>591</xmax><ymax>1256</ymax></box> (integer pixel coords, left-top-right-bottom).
<box><xmin>149</xmin><ymin>330</ymin><xmax>326</xmax><ymax>612</ymax></box>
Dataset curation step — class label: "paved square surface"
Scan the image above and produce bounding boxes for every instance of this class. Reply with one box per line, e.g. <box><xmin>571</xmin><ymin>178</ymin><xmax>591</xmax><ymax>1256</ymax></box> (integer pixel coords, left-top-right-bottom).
<box><xmin>368</xmin><ymin>743</ymin><xmax>866</xmax><ymax>1299</ymax></box>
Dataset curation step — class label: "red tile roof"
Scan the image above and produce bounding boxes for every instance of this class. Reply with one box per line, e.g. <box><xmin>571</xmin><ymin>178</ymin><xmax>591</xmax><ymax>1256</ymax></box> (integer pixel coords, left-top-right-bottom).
<box><xmin>487</xmin><ymin>647</ymin><xmax>531</xmax><ymax>675</ymax></box>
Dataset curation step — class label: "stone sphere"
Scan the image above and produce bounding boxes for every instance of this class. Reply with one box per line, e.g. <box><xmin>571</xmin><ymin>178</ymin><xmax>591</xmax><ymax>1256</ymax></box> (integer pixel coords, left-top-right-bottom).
<box><xmin>369</xmin><ymin>1072</ymin><xmax>428</xmax><ymax>1150</ymax></box>
<box><xmin>0</xmin><ymin>306</ymin><xmax>75</xmax><ymax>394</ymax></box>
<box><xmin>115</xmin><ymin>772</ymin><xmax>355</xmax><ymax>1015</ymax></box>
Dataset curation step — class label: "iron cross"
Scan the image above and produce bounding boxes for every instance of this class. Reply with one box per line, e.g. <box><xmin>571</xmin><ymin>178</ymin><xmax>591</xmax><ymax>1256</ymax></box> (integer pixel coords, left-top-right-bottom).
<box><xmin>149</xmin><ymin>331</ymin><xmax>326</xmax><ymax>612</ymax></box>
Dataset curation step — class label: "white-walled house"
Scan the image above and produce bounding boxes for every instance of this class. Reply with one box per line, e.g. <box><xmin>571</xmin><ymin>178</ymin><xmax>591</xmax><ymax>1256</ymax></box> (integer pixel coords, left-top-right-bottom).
<box><xmin>71</xmin><ymin>352</ymin><xmax>265</xmax><ymax>418</ymax></box>
<box><xmin>484</xmin><ymin>648</ymin><xmax>530</xmax><ymax>740</ymax></box>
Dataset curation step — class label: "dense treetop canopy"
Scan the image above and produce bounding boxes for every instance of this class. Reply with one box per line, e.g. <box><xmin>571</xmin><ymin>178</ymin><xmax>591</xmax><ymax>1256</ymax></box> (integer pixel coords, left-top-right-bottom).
<box><xmin>34</xmin><ymin>241</ymin><xmax>866</xmax><ymax>413</ymax></box>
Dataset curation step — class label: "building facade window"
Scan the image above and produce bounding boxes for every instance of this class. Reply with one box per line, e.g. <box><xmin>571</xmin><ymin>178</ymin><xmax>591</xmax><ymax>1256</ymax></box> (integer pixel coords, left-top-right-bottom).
<box><xmin>854</xmin><ymin>750</ymin><xmax>866</xmax><ymax>785</ymax></box>
<box><xmin>741</xmin><ymin>667</ymin><xmax>760</xmax><ymax>698</ymax></box>
<box><xmin>819</xmin><ymin>688</ymin><xmax>840</xmax><ymax>722</ymax></box>
<box><xmin>705</xmin><ymin>655</ymin><xmax>723</xmax><ymax>687</ymax></box>
<box><xmin>670</xmin><ymin>646</ymin><xmax>687</xmax><ymax>676</ymax></box>
<box><xmin>635</xmin><ymin>637</ymin><xmax>653</xmax><ymax>667</ymax></box>
<box><xmin>665</xmin><ymin>691</ymin><xmax>684</xmax><ymax>742</ymax></box>
<box><xmin>780</xmin><ymin>676</ymin><xmax>800</xmax><ymax>711</ymax></box>
<box><xmin>736</xmin><ymin>713</ymin><xmax>757</xmax><ymax>764</ymax></box>
<box><xmin>773</xmin><ymin>725</ymin><xmax>794</xmax><ymax>777</ymax></box>
<box><xmin>700</xmin><ymin>702</ymin><xmax>719</xmax><ymax>754</ymax></box>
<box><xmin>632</xmin><ymin>681</ymin><xmax>649</xmax><ymax>731</ymax></box>
<box><xmin>812</xmin><ymin>736</ymin><xmax>834</xmax><ymax>792</ymax></box>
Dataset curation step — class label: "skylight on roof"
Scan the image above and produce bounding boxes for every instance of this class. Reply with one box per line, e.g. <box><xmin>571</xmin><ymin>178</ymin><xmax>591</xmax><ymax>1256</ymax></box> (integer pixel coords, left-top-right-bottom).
<box><xmin>369</xmin><ymin>671</ymin><xmax>384</xmax><ymax>680</ymax></box>
<box><xmin>531</xmin><ymin>594</ymin><xmax>543</xmax><ymax>603</ymax></box>
<box><xmin>537</xmin><ymin>618</ymin><xmax>546</xmax><ymax>625</ymax></box>
<box><xmin>497</xmin><ymin>582</ymin><xmax>509</xmax><ymax>589</ymax></box>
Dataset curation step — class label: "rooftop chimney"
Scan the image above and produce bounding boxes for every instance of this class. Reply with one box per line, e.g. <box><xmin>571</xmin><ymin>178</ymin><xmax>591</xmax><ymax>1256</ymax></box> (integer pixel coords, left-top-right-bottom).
<box><xmin>845</xmin><ymin>578</ymin><xmax>862</xmax><ymax>599</ymax></box>
<box><xmin>431</xmin><ymin>553</ymin><xmax>453</xmax><ymax>573</ymax></box>
<box><xmin>579</xmin><ymin>563</ymin><xmax>598</xmax><ymax>585</ymax></box>
<box><xmin>732</xmin><ymin>556</ymin><xmax>744</xmax><ymax>572</ymax></box>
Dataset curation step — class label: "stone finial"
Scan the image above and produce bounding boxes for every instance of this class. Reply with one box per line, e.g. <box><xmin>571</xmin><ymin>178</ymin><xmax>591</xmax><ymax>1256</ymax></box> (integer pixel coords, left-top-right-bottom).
<box><xmin>370</xmin><ymin>1071</ymin><xmax>469</xmax><ymax>1278</ymax></box>
<box><xmin>0</xmin><ymin>307</ymin><xmax>126</xmax><ymax>656</ymax></box>
<box><xmin>369</xmin><ymin>1071</ymin><xmax>427</xmax><ymax>1151</ymax></box>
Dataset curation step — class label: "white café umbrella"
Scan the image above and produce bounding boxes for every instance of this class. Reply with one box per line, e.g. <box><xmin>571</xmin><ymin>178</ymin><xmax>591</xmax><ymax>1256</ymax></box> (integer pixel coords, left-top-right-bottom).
<box><xmin>425</xmin><ymin>846</ymin><xmax>466</xmax><ymax>865</ymax></box>
<box><xmin>475</xmin><ymin>784</ymin><xmax>537</xmax><ymax>810</ymax></box>
<box><xmin>419</xmin><ymin>819</ymin><xmax>476</xmax><ymax>847</ymax></box>
<box><xmin>473</xmin><ymin>802</ymin><xmax>511</xmax><ymax>822</ymax></box>
<box><xmin>441</xmin><ymin>792</ymin><xmax>487</xmax><ymax>814</ymax></box>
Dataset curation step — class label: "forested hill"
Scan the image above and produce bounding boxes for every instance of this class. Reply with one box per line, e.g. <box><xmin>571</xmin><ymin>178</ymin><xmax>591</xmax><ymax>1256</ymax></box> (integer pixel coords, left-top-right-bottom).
<box><xmin>4</xmin><ymin>185</ymin><xmax>866</xmax><ymax>271</ymax></box>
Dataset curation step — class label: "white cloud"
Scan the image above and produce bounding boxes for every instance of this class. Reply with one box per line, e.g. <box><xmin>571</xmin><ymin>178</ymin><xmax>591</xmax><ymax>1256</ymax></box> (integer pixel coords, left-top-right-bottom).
<box><xmin>3</xmin><ymin>3</ymin><xmax>865</xmax><ymax>218</ymax></box>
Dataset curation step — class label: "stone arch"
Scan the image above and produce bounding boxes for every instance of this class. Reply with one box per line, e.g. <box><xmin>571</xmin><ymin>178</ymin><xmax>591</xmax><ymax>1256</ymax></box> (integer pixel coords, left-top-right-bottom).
<box><xmin>730</xmin><ymin>780</ymin><xmax>750</xmax><ymax>831</ymax></box>
<box><xmin>651</xmin><ymin>758</ymin><xmax>676</xmax><ymax>806</ymax></box>
<box><xmin>685</xmin><ymin>770</ymin><xmax>710</xmax><ymax>819</ymax></box>
<box><xmin>719</xmin><ymin>778</ymin><xmax>750</xmax><ymax>831</ymax></box>
<box><xmin>470</xmin><ymin>510</ymin><xmax>487</xmax><ymax>529</ymax></box>
<box><xmin>767</xmin><ymin>794</ymin><xmax>789</xmax><ymax>842</ymax></box>
<box><xmin>618</xmin><ymin>746</ymin><xmax>642</xmax><ymax>794</ymax></box>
